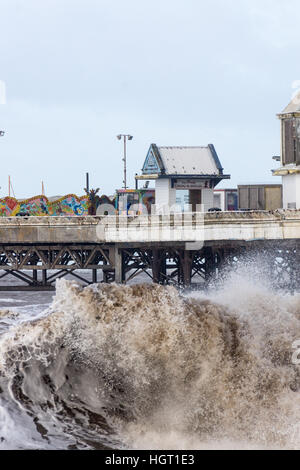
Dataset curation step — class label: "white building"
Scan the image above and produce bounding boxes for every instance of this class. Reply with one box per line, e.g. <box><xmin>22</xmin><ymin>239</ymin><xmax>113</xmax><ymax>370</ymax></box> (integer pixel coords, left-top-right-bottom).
<box><xmin>213</xmin><ymin>189</ymin><xmax>238</xmax><ymax>211</ymax></box>
<box><xmin>273</xmin><ymin>91</ymin><xmax>300</xmax><ymax>209</ymax></box>
<box><xmin>136</xmin><ymin>144</ymin><xmax>230</xmax><ymax>212</ymax></box>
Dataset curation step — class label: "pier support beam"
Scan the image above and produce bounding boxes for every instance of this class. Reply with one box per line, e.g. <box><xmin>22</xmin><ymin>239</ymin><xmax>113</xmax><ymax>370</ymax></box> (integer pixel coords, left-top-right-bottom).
<box><xmin>182</xmin><ymin>250</ymin><xmax>192</xmax><ymax>287</ymax></box>
<box><xmin>114</xmin><ymin>246</ymin><xmax>123</xmax><ymax>283</ymax></box>
<box><xmin>32</xmin><ymin>270</ymin><xmax>38</xmax><ymax>285</ymax></box>
<box><xmin>152</xmin><ymin>249</ymin><xmax>165</xmax><ymax>284</ymax></box>
<box><xmin>42</xmin><ymin>270</ymin><xmax>47</xmax><ymax>286</ymax></box>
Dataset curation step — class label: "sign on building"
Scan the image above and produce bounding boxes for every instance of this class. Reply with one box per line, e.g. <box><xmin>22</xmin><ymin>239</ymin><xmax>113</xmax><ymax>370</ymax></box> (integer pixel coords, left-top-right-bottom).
<box><xmin>173</xmin><ymin>179</ymin><xmax>212</xmax><ymax>189</ymax></box>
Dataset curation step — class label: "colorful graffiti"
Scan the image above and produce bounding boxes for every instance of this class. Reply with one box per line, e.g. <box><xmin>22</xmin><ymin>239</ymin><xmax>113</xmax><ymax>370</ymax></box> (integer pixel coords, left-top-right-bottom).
<box><xmin>0</xmin><ymin>194</ymin><xmax>115</xmax><ymax>217</ymax></box>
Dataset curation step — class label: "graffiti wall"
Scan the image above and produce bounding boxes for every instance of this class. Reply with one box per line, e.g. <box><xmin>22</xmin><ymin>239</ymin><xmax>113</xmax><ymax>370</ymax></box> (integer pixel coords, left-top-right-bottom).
<box><xmin>0</xmin><ymin>194</ymin><xmax>114</xmax><ymax>217</ymax></box>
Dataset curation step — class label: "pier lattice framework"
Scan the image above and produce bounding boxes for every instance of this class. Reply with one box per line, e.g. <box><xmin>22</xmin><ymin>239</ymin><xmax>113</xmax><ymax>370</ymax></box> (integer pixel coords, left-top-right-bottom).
<box><xmin>0</xmin><ymin>240</ymin><xmax>298</xmax><ymax>290</ymax></box>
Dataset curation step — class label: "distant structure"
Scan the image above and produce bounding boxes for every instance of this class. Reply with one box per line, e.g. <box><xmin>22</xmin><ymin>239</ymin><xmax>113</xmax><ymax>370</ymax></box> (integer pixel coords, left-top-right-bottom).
<box><xmin>84</xmin><ymin>187</ymin><xmax>100</xmax><ymax>215</ymax></box>
<box><xmin>135</xmin><ymin>144</ymin><xmax>230</xmax><ymax>212</ymax></box>
<box><xmin>238</xmin><ymin>184</ymin><xmax>282</xmax><ymax>211</ymax></box>
<box><xmin>273</xmin><ymin>91</ymin><xmax>300</xmax><ymax>209</ymax></box>
<box><xmin>114</xmin><ymin>189</ymin><xmax>155</xmax><ymax>215</ymax></box>
<box><xmin>213</xmin><ymin>189</ymin><xmax>238</xmax><ymax>211</ymax></box>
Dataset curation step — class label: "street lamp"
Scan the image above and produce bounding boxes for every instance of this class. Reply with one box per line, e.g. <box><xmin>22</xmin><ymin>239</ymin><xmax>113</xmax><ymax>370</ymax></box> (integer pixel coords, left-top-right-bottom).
<box><xmin>117</xmin><ymin>134</ymin><xmax>133</xmax><ymax>190</ymax></box>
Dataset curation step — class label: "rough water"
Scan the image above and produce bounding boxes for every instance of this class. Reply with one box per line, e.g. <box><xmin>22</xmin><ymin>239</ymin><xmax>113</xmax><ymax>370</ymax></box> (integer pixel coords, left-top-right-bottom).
<box><xmin>0</xmin><ymin>266</ymin><xmax>300</xmax><ymax>450</ymax></box>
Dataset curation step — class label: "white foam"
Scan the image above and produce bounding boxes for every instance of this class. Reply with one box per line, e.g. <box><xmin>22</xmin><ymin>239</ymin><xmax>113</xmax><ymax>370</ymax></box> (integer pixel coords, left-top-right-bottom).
<box><xmin>0</xmin><ymin>271</ymin><xmax>300</xmax><ymax>449</ymax></box>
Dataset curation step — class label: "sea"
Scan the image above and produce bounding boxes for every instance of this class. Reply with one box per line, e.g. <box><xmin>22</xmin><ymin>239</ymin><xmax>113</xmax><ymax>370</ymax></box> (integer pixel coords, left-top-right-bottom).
<box><xmin>0</xmin><ymin>261</ymin><xmax>300</xmax><ymax>450</ymax></box>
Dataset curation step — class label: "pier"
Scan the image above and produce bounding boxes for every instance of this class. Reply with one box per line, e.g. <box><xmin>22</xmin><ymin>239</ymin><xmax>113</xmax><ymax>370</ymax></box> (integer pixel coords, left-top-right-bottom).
<box><xmin>0</xmin><ymin>211</ymin><xmax>299</xmax><ymax>290</ymax></box>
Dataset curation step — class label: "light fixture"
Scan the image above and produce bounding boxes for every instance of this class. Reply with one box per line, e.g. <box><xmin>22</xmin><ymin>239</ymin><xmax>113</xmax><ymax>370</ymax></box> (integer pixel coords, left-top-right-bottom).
<box><xmin>116</xmin><ymin>134</ymin><xmax>134</xmax><ymax>189</ymax></box>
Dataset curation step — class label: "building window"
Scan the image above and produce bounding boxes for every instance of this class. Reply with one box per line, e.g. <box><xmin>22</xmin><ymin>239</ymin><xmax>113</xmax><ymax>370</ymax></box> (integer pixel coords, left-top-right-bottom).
<box><xmin>284</xmin><ymin>119</ymin><xmax>300</xmax><ymax>165</ymax></box>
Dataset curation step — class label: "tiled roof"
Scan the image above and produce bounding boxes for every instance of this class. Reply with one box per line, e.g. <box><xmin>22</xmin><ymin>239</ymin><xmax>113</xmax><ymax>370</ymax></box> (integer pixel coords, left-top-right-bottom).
<box><xmin>156</xmin><ymin>145</ymin><xmax>221</xmax><ymax>175</ymax></box>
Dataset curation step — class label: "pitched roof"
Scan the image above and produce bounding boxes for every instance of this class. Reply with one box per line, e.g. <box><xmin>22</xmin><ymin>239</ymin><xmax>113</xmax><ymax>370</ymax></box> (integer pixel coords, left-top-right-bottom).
<box><xmin>280</xmin><ymin>90</ymin><xmax>300</xmax><ymax>114</ymax></box>
<box><xmin>142</xmin><ymin>144</ymin><xmax>225</xmax><ymax>177</ymax></box>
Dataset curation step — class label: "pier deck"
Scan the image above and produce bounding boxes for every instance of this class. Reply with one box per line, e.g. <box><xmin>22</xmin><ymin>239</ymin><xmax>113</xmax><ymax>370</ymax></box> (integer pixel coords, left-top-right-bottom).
<box><xmin>0</xmin><ymin>210</ymin><xmax>299</xmax><ymax>243</ymax></box>
<box><xmin>0</xmin><ymin>211</ymin><xmax>299</xmax><ymax>290</ymax></box>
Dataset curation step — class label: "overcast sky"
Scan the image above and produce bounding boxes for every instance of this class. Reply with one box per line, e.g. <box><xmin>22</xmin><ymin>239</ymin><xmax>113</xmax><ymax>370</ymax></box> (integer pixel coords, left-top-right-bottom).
<box><xmin>0</xmin><ymin>0</ymin><xmax>299</xmax><ymax>198</ymax></box>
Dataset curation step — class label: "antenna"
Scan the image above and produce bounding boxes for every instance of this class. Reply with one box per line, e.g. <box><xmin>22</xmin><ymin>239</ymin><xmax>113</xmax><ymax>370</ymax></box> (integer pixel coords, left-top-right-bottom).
<box><xmin>8</xmin><ymin>176</ymin><xmax>15</xmax><ymax>198</ymax></box>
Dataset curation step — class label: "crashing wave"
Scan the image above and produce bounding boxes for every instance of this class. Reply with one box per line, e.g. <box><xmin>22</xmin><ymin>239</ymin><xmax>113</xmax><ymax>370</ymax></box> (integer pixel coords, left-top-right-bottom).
<box><xmin>0</xmin><ymin>277</ymin><xmax>300</xmax><ymax>449</ymax></box>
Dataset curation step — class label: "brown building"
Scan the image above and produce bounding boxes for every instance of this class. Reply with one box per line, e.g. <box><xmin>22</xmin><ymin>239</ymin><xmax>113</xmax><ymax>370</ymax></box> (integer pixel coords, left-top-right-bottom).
<box><xmin>238</xmin><ymin>184</ymin><xmax>282</xmax><ymax>211</ymax></box>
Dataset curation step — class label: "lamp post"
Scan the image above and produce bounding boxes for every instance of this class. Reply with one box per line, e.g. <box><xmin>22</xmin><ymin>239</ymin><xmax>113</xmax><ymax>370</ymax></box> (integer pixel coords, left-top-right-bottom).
<box><xmin>117</xmin><ymin>134</ymin><xmax>133</xmax><ymax>190</ymax></box>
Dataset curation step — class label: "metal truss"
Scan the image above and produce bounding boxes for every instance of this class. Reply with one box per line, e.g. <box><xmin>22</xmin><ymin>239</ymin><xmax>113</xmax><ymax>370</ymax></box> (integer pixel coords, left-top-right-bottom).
<box><xmin>117</xmin><ymin>242</ymin><xmax>300</xmax><ymax>291</ymax></box>
<box><xmin>0</xmin><ymin>241</ymin><xmax>299</xmax><ymax>291</ymax></box>
<box><xmin>120</xmin><ymin>247</ymin><xmax>222</xmax><ymax>286</ymax></box>
<box><xmin>0</xmin><ymin>244</ymin><xmax>113</xmax><ymax>290</ymax></box>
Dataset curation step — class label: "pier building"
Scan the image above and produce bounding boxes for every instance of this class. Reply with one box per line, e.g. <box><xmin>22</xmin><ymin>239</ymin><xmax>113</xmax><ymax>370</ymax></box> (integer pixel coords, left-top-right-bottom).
<box><xmin>135</xmin><ymin>144</ymin><xmax>230</xmax><ymax>212</ymax></box>
<box><xmin>273</xmin><ymin>90</ymin><xmax>300</xmax><ymax>209</ymax></box>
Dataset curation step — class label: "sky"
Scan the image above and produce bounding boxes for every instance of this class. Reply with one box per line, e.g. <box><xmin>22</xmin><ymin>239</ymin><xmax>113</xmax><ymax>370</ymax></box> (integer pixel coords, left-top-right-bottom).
<box><xmin>0</xmin><ymin>0</ymin><xmax>300</xmax><ymax>198</ymax></box>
